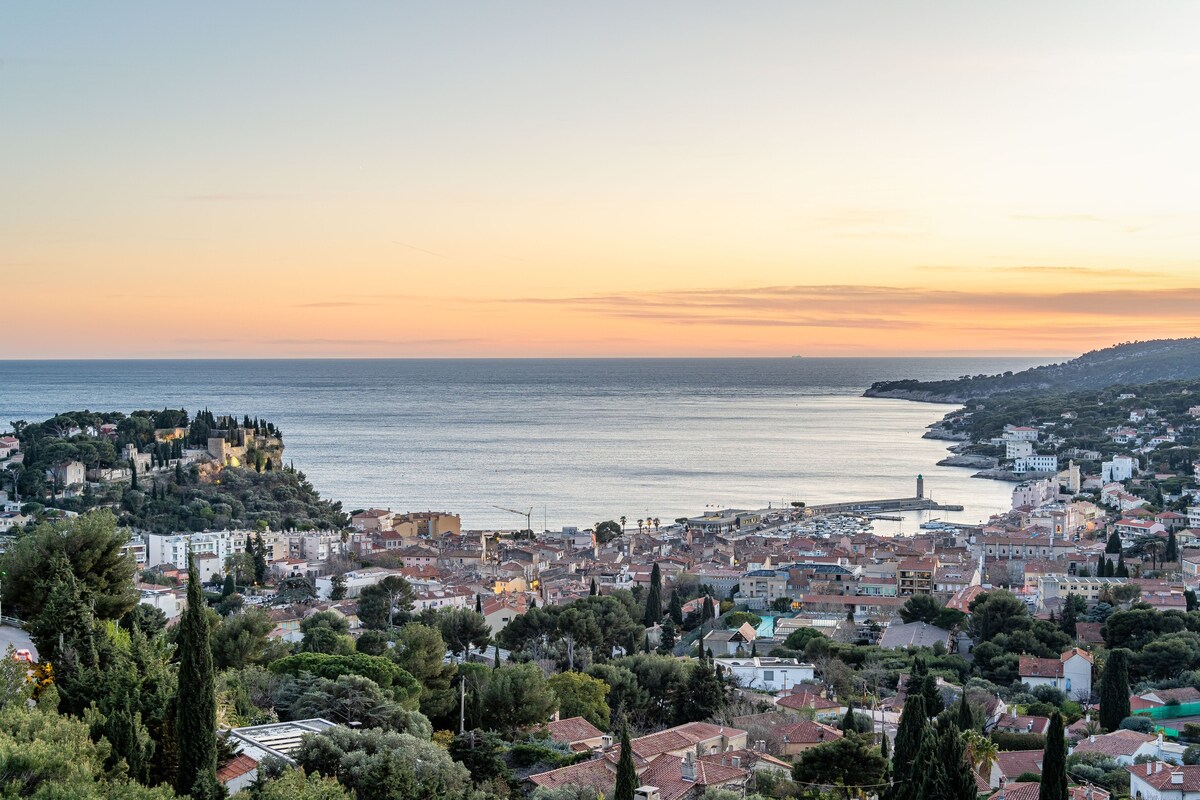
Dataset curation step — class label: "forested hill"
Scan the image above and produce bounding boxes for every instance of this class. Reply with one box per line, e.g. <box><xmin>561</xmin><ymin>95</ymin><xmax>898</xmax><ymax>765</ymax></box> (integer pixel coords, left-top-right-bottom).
<box><xmin>864</xmin><ymin>338</ymin><xmax>1200</xmax><ymax>402</ymax></box>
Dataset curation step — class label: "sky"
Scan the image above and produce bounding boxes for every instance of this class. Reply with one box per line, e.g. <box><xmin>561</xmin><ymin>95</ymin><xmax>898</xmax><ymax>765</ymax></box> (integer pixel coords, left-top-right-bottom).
<box><xmin>3</xmin><ymin>2</ymin><xmax>1199</xmax><ymax>358</ymax></box>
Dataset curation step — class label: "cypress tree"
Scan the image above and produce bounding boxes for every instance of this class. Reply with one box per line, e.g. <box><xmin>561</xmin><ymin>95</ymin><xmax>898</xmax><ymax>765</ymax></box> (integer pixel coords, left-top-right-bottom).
<box><xmin>1099</xmin><ymin>649</ymin><xmax>1131</xmax><ymax>731</ymax></box>
<box><xmin>702</xmin><ymin>595</ymin><xmax>714</xmax><ymax>623</ymax></box>
<box><xmin>251</xmin><ymin>533</ymin><xmax>267</xmax><ymax>584</ymax></box>
<box><xmin>475</xmin><ymin>593</ymin><xmax>482</xmax><ymax>613</ymax></box>
<box><xmin>1167</xmin><ymin>530</ymin><xmax>1179</xmax><ymax>563</ymax></box>
<box><xmin>493</xmin><ymin>644</ymin><xmax>500</xmax><ymax>669</ymax></box>
<box><xmin>1039</xmin><ymin>712</ymin><xmax>1067</xmax><ymax>800</ymax></box>
<box><xmin>669</xmin><ymin>591</ymin><xmax>683</xmax><ymax>625</ymax></box>
<box><xmin>589</xmin><ymin>578</ymin><xmax>598</xmax><ymax>596</ymax></box>
<box><xmin>890</xmin><ymin>692</ymin><xmax>928</xmax><ymax>799</ymax></box>
<box><xmin>935</xmin><ymin>723</ymin><xmax>977</xmax><ymax>800</ymax></box>
<box><xmin>221</xmin><ymin>573</ymin><xmax>235</xmax><ymax>598</ymax></box>
<box><xmin>842</xmin><ymin>702</ymin><xmax>856</xmax><ymax>733</ymax></box>
<box><xmin>1116</xmin><ymin>551</ymin><xmax>1128</xmax><ymax>577</ymax></box>
<box><xmin>1060</xmin><ymin>595</ymin><xmax>1078</xmax><ymax>637</ymax></box>
<box><xmin>614</xmin><ymin>724</ymin><xmax>636</xmax><ymax>800</ymax></box>
<box><xmin>175</xmin><ymin>551</ymin><xmax>217</xmax><ymax>795</ymax></box>
<box><xmin>130</xmin><ymin>459</ymin><xmax>138</xmax><ymax>490</ymax></box>
<box><xmin>911</xmin><ymin>656</ymin><xmax>944</xmax><ymax>716</ymax></box>
<box><xmin>174</xmin><ymin>461</ymin><xmax>184</xmax><ymax>484</ymax></box>
<box><xmin>1106</xmin><ymin>530</ymin><xmax>1122</xmax><ymax>554</ymax></box>
<box><xmin>644</xmin><ymin>563</ymin><xmax>663</xmax><ymax>626</ymax></box>
<box><xmin>904</xmin><ymin>727</ymin><xmax>939</xmax><ymax>800</ymax></box>
<box><xmin>956</xmin><ymin>690</ymin><xmax>973</xmax><ymax>731</ymax></box>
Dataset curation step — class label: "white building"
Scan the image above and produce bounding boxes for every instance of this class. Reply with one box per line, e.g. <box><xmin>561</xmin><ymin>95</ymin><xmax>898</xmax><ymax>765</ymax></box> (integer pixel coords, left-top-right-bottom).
<box><xmin>713</xmin><ymin>657</ymin><xmax>815</xmax><ymax>692</ymax></box>
<box><xmin>1006</xmin><ymin>440</ymin><xmax>1035</xmax><ymax>459</ymax></box>
<box><xmin>1103</xmin><ymin>455</ymin><xmax>1138</xmax><ymax>484</ymax></box>
<box><xmin>1129</xmin><ymin>761</ymin><xmax>1200</xmax><ymax>799</ymax></box>
<box><xmin>144</xmin><ymin>530</ymin><xmax>249</xmax><ymax>571</ymax></box>
<box><xmin>314</xmin><ymin>567</ymin><xmax>403</xmax><ymax>599</ymax></box>
<box><xmin>1004</xmin><ymin>425</ymin><xmax>1040</xmax><ymax>441</ymax></box>
<box><xmin>1014</xmin><ymin>455</ymin><xmax>1059</xmax><ymax>473</ymax></box>
<box><xmin>1188</xmin><ymin>506</ymin><xmax>1200</xmax><ymax>531</ymax></box>
<box><xmin>1012</xmin><ymin>478</ymin><xmax>1058</xmax><ymax>510</ymax></box>
<box><xmin>1019</xmin><ymin>647</ymin><xmax>1093</xmax><ymax>699</ymax></box>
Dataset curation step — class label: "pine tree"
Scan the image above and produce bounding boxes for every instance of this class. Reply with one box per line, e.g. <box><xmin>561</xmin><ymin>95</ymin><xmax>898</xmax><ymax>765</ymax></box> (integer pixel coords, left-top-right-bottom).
<box><xmin>1099</xmin><ymin>649</ymin><xmax>1131</xmax><ymax>731</ymax></box>
<box><xmin>1106</xmin><ymin>530</ymin><xmax>1122</xmax><ymax>554</ymax></box>
<box><xmin>1039</xmin><ymin>712</ymin><xmax>1067</xmax><ymax>800</ymax></box>
<box><xmin>644</xmin><ymin>563</ymin><xmax>663</xmax><ymax>626</ymax></box>
<box><xmin>614</xmin><ymin>724</ymin><xmax>636</xmax><ymax>800</ymax></box>
<box><xmin>669</xmin><ymin>591</ymin><xmax>684</xmax><ymax>625</ymax></box>
<box><xmin>175</xmin><ymin>551</ymin><xmax>217</xmax><ymax>794</ymax></box>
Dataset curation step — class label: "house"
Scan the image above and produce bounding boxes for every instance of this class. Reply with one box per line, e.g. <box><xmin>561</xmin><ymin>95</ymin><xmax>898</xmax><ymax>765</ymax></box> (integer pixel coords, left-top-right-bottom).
<box><xmin>878</xmin><ymin>621</ymin><xmax>951</xmax><ymax>650</ymax></box>
<box><xmin>700</xmin><ymin>623</ymin><xmax>758</xmax><ymax>657</ymax></box>
<box><xmin>1131</xmin><ymin>687</ymin><xmax>1200</xmax><ymax>712</ymax></box>
<box><xmin>713</xmin><ymin>657</ymin><xmax>815</xmax><ymax>692</ymax></box>
<box><xmin>774</xmin><ymin>721</ymin><xmax>842</xmax><ymax>761</ymax></box>
<box><xmin>1072</xmin><ymin>730</ymin><xmax>1170</xmax><ymax>766</ymax></box>
<box><xmin>1128</xmin><ymin>761</ymin><xmax>1200</xmax><ymax>800</ymax></box>
<box><xmin>223</xmin><ymin>718</ymin><xmax>339</xmax><ymax>792</ymax></box>
<box><xmin>774</xmin><ymin>689</ymin><xmax>843</xmax><ymax>720</ymax></box>
<box><xmin>526</xmin><ymin>722</ymin><xmax>750</xmax><ymax>800</ymax></box>
<box><xmin>986</xmin><ymin>785</ymin><xmax>1108</xmax><ymax>800</ymax></box>
<box><xmin>994</xmin><ymin>715</ymin><xmax>1052</xmax><ymax>736</ymax></box>
<box><xmin>539</xmin><ymin>716</ymin><xmax>608</xmax><ymax>751</ymax></box>
<box><xmin>1019</xmin><ymin>648</ymin><xmax>1093</xmax><ymax>700</ymax></box>
<box><xmin>990</xmin><ymin>749</ymin><xmax>1043</xmax><ymax>787</ymax></box>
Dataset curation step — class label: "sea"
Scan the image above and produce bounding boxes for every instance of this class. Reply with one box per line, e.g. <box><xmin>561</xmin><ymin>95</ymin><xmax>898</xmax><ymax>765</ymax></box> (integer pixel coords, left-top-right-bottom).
<box><xmin>0</xmin><ymin>358</ymin><xmax>1053</xmax><ymax>532</ymax></box>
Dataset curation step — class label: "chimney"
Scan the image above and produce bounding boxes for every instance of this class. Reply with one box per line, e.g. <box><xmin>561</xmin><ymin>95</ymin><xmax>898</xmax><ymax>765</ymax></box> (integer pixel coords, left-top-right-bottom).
<box><xmin>1089</xmin><ymin>735</ymin><xmax>1096</xmax><ymax>743</ymax></box>
<box><xmin>600</xmin><ymin>735</ymin><xmax>613</xmax><ymax>751</ymax></box>
<box><xmin>754</xmin><ymin>740</ymin><xmax>766</xmax><ymax>752</ymax></box>
<box><xmin>1157</xmin><ymin>761</ymin><xmax>1164</xmax><ymax>773</ymax></box>
<box><xmin>681</xmin><ymin>752</ymin><xmax>696</xmax><ymax>782</ymax></box>
<box><xmin>1146</xmin><ymin>762</ymin><xmax>1153</xmax><ymax>775</ymax></box>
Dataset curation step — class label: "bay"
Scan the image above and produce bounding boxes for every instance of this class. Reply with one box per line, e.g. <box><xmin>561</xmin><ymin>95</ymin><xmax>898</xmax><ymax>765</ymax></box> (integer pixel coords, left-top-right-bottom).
<box><xmin>0</xmin><ymin>357</ymin><xmax>1051</xmax><ymax>530</ymax></box>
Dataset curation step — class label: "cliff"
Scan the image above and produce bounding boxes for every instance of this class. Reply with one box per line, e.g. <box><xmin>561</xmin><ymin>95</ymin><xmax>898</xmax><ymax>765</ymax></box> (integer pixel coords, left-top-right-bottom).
<box><xmin>864</xmin><ymin>338</ymin><xmax>1200</xmax><ymax>402</ymax></box>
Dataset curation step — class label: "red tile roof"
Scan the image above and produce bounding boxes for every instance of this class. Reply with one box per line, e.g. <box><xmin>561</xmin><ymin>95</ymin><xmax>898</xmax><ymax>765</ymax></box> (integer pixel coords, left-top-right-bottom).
<box><xmin>996</xmin><ymin>749</ymin><xmax>1043</xmax><ymax>779</ymax></box>
<box><xmin>542</xmin><ymin>716</ymin><xmax>605</xmax><ymax>745</ymax></box>
<box><xmin>1128</xmin><ymin>762</ymin><xmax>1200</xmax><ymax>792</ymax></box>
<box><xmin>777</xmin><ymin>721</ymin><xmax>843</xmax><ymax>745</ymax></box>
<box><xmin>216</xmin><ymin>754</ymin><xmax>258</xmax><ymax>784</ymax></box>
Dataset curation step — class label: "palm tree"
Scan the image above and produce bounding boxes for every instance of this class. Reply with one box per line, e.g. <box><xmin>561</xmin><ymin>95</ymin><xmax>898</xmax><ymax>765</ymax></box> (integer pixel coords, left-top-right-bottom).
<box><xmin>637</xmin><ymin>518</ymin><xmax>644</xmax><ymax>534</ymax></box>
<box><xmin>963</xmin><ymin>729</ymin><xmax>999</xmax><ymax>779</ymax></box>
<box><xmin>652</xmin><ymin>517</ymin><xmax>660</xmax><ymax>531</ymax></box>
<box><xmin>619</xmin><ymin>515</ymin><xmax>627</xmax><ymax>533</ymax></box>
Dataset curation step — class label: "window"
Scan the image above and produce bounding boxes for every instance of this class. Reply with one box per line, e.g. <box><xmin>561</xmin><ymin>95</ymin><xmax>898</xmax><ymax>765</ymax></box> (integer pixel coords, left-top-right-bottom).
<box><xmin>763</xmin><ymin>670</ymin><xmax>774</xmax><ymax>682</ymax></box>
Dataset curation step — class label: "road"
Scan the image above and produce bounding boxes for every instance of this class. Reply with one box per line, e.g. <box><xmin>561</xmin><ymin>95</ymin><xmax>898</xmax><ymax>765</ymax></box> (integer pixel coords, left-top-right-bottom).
<box><xmin>0</xmin><ymin>624</ymin><xmax>37</xmax><ymax>660</ymax></box>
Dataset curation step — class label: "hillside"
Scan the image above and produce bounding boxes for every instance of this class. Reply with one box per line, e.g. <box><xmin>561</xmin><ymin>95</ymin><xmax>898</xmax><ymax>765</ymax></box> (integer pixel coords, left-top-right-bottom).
<box><xmin>864</xmin><ymin>338</ymin><xmax>1200</xmax><ymax>402</ymax></box>
<box><xmin>4</xmin><ymin>408</ymin><xmax>347</xmax><ymax>533</ymax></box>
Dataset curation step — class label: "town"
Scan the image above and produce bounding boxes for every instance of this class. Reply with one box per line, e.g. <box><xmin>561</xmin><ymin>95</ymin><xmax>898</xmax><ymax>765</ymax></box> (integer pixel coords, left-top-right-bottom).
<box><xmin>1</xmin><ymin>385</ymin><xmax>1200</xmax><ymax>800</ymax></box>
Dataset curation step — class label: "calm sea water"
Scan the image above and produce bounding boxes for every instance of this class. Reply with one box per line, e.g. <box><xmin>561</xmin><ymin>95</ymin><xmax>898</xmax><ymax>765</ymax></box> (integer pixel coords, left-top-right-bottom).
<box><xmin>0</xmin><ymin>358</ymin><xmax>1050</xmax><ymax>531</ymax></box>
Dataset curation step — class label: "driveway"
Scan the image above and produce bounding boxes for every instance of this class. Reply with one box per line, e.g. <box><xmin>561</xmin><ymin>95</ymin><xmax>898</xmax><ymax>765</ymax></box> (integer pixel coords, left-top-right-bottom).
<box><xmin>0</xmin><ymin>624</ymin><xmax>37</xmax><ymax>661</ymax></box>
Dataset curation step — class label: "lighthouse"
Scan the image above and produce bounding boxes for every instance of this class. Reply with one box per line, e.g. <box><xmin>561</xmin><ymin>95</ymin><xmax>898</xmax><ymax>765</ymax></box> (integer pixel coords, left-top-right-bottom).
<box><xmin>916</xmin><ymin>474</ymin><xmax>925</xmax><ymax>499</ymax></box>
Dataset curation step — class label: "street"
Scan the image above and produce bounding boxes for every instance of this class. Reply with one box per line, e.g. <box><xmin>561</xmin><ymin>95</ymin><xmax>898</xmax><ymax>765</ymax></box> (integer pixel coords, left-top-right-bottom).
<box><xmin>0</xmin><ymin>624</ymin><xmax>38</xmax><ymax>661</ymax></box>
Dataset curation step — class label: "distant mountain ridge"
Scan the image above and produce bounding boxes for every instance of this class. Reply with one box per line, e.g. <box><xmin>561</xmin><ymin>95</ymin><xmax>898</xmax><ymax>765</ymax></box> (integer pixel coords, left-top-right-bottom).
<box><xmin>864</xmin><ymin>338</ymin><xmax>1200</xmax><ymax>402</ymax></box>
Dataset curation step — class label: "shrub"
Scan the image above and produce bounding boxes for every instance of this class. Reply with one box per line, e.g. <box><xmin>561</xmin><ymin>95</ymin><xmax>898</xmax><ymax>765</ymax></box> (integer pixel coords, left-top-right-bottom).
<box><xmin>991</xmin><ymin>732</ymin><xmax>1047</xmax><ymax>751</ymax></box>
<box><xmin>1119</xmin><ymin>716</ymin><xmax>1156</xmax><ymax>733</ymax></box>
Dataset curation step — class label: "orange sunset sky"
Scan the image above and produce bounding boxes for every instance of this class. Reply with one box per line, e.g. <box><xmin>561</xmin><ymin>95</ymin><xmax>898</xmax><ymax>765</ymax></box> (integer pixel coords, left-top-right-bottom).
<box><xmin>3</xmin><ymin>2</ymin><xmax>1199</xmax><ymax>358</ymax></box>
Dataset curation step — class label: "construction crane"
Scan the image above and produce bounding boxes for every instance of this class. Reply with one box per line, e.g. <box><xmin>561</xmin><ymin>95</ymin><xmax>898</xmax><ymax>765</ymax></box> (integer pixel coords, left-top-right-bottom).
<box><xmin>491</xmin><ymin>504</ymin><xmax>533</xmax><ymax>533</ymax></box>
